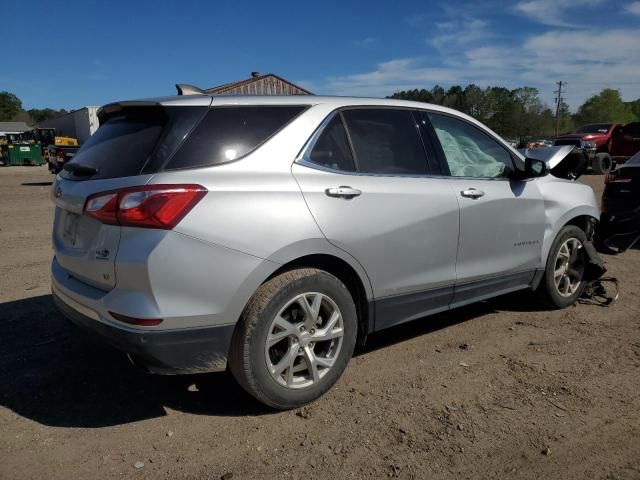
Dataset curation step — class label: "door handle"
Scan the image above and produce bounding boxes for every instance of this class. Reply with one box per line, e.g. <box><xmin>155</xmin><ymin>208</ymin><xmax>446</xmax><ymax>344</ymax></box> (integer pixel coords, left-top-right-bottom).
<box><xmin>325</xmin><ymin>186</ymin><xmax>362</xmax><ymax>199</ymax></box>
<box><xmin>460</xmin><ymin>188</ymin><xmax>485</xmax><ymax>199</ymax></box>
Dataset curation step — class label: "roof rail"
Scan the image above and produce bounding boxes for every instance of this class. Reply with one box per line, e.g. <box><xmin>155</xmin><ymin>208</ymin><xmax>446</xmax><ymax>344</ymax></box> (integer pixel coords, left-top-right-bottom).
<box><xmin>175</xmin><ymin>84</ymin><xmax>206</xmax><ymax>96</ymax></box>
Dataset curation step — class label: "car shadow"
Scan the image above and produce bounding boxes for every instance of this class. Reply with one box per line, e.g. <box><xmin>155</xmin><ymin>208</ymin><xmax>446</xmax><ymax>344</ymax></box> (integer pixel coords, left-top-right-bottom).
<box><xmin>0</xmin><ymin>290</ymin><xmax>550</xmax><ymax>428</ymax></box>
<box><xmin>0</xmin><ymin>295</ymin><xmax>272</xmax><ymax>428</ymax></box>
<box><xmin>21</xmin><ymin>181</ymin><xmax>53</xmax><ymax>186</ymax></box>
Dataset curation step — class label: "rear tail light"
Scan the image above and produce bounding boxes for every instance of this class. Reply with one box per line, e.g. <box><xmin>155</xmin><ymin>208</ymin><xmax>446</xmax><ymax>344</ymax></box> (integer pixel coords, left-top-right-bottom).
<box><xmin>84</xmin><ymin>184</ymin><xmax>207</xmax><ymax>229</ymax></box>
<box><xmin>56</xmin><ymin>151</ymin><xmax>65</xmax><ymax>161</ymax></box>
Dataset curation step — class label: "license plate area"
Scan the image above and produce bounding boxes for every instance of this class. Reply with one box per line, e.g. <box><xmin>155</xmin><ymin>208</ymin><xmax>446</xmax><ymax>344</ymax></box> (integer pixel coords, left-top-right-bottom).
<box><xmin>62</xmin><ymin>212</ymin><xmax>79</xmax><ymax>245</ymax></box>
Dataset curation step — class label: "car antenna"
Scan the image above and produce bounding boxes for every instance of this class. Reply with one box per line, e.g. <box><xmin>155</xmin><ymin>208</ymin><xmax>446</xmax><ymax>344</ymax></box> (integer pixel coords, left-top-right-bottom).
<box><xmin>175</xmin><ymin>84</ymin><xmax>206</xmax><ymax>96</ymax></box>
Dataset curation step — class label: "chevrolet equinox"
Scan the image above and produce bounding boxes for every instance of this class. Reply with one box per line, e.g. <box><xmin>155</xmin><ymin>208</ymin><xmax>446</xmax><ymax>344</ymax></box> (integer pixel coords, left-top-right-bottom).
<box><xmin>51</xmin><ymin>94</ymin><xmax>599</xmax><ymax>408</ymax></box>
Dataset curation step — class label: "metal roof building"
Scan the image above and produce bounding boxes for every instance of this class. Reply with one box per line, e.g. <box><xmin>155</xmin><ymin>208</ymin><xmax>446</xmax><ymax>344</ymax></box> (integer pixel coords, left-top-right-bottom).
<box><xmin>0</xmin><ymin>122</ymin><xmax>30</xmax><ymax>135</ymax></box>
<box><xmin>204</xmin><ymin>72</ymin><xmax>312</xmax><ymax>96</ymax></box>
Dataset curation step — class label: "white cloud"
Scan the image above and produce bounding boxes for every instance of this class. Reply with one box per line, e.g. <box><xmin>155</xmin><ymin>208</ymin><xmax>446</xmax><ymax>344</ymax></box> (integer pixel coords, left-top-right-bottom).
<box><xmin>323</xmin><ymin>59</ymin><xmax>462</xmax><ymax>97</ymax></box>
<box><xmin>625</xmin><ymin>1</ymin><xmax>640</xmax><ymax>14</ymax></box>
<box><xmin>515</xmin><ymin>0</ymin><xmax>606</xmax><ymax>26</ymax></box>
<box><xmin>315</xmin><ymin>28</ymin><xmax>640</xmax><ymax>109</ymax></box>
<box><xmin>523</xmin><ymin>29</ymin><xmax>640</xmax><ymax>63</ymax></box>
<box><xmin>431</xmin><ymin>18</ymin><xmax>493</xmax><ymax>50</ymax></box>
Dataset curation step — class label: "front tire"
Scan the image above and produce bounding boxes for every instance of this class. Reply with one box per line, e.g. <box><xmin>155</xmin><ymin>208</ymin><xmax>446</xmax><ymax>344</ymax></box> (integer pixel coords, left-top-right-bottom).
<box><xmin>592</xmin><ymin>152</ymin><xmax>612</xmax><ymax>175</ymax></box>
<box><xmin>540</xmin><ymin>225</ymin><xmax>588</xmax><ymax>308</ymax></box>
<box><xmin>228</xmin><ymin>268</ymin><xmax>357</xmax><ymax>409</ymax></box>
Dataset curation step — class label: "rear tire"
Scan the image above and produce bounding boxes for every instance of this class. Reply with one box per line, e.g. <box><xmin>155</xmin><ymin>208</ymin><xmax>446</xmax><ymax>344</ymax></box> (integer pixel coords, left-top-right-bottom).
<box><xmin>592</xmin><ymin>152</ymin><xmax>612</xmax><ymax>175</ymax></box>
<box><xmin>539</xmin><ymin>225</ymin><xmax>588</xmax><ymax>309</ymax></box>
<box><xmin>228</xmin><ymin>268</ymin><xmax>357</xmax><ymax>409</ymax></box>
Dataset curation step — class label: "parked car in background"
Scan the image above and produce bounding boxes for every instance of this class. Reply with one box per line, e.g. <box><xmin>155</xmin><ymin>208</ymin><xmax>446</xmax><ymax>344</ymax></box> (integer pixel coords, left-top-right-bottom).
<box><xmin>526</xmin><ymin>139</ymin><xmax>554</xmax><ymax>149</ymax></box>
<box><xmin>611</xmin><ymin>122</ymin><xmax>640</xmax><ymax>165</ymax></box>
<box><xmin>555</xmin><ymin>123</ymin><xmax>620</xmax><ymax>154</ymax></box>
<box><xmin>600</xmin><ymin>150</ymin><xmax>640</xmax><ymax>251</ymax></box>
<box><xmin>46</xmin><ymin>143</ymin><xmax>80</xmax><ymax>174</ymax></box>
<box><xmin>51</xmin><ymin>94</ymin><xmax>599</xmax><ymax>409</ymax></box>
<box><xmin>554</xmin><ymin>123</ymin><xmax>619</xmax><ymax>174</ymax></box>
<box><xmin>23</xmin><ymin>127</ymin><xmax>81</xmax><ymax>173</ymax></box>
<box><xmin>555</xmin><ymin>122</ymin><xmax>640</xmax><ymax>174</ymax></box>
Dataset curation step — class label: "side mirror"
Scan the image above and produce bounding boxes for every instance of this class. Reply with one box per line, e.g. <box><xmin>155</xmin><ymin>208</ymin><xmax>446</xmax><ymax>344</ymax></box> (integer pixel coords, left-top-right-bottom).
<box><xmin>524</xmin><ymin>157</ymin><xmax>549</xmax><ymax>178</ymax></box>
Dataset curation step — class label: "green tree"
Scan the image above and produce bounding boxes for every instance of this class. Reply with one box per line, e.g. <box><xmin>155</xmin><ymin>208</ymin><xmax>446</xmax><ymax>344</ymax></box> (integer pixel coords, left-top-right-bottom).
<box><xmin>27</xmin><ymin>108</ymin><xmax>68</xmax><ymax>123</ymax></box>
<box><xmin>556</xmin><ymin>101</ymin><xmax>574</xmax><ymax>134</ymax></box>
<box><xmin>443</xmin><ymin>85</ymin><xmax>465</xmax><ymax>111</ymax></box>
<box><xmin>430</xmin><ymin>85</ymin><xmax>446</xmax><ymax>105</ymax></box>
<box><xmin>484</xmin><ymin>87</ymin><xmax>518</xmax><ymax>136</ymax></box>
<box><xmin>0</xmin><ymin>91</ymin><xmax>22</xmax><ymax>121</ymax></box>
<box><xmin>625</xmin><ymin>99</ymin><xmax>640</xmax><ymax>121</ymax></box>
<box><xmin>574</xmin><ymin>89</ymin><xmax>635</xmax><ymax>125</ymax></box>
<box><xmin>387</xmin><ymin>88</ymin><xmax>433</xmax><ymax>103</ymax></box>
<box><xmin>462</xmin><ymin>84</ymin><xmax>489</xmax><ymax>121</ymax></box>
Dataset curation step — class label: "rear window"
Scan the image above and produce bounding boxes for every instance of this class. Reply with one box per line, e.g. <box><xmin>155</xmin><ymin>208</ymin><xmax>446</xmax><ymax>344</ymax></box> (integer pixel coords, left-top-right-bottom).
<box><xmin>165</xmin><ymin>106</ymin><xmax>307</xmax><ymax>170</ymax></box>
<box><xmin>62</xmin><ymin>106</ymin><xmax>207</xmax><ymax>181</ymax></box>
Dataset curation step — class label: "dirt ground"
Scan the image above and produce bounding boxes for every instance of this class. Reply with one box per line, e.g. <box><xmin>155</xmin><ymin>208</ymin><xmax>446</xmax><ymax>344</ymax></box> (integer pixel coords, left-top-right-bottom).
<box><xmin>0</xmin><ymin>166</ymin><xmax>639</xmax><ymax>480</ymax></box>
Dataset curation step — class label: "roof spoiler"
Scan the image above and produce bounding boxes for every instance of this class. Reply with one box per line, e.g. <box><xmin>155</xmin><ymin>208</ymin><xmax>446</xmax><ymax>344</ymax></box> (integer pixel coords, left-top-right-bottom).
<box><xmin>175</xmin><ymin>84</ymin><xmax>206</xmax><ymax>96</ymax></box>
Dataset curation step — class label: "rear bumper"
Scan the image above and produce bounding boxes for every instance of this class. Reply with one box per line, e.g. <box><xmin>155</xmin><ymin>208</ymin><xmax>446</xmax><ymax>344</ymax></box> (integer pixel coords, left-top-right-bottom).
<box><xmin>53</xmin><ymin>289</ymin><xmax>234</xmax><ymax>374</ymax></box>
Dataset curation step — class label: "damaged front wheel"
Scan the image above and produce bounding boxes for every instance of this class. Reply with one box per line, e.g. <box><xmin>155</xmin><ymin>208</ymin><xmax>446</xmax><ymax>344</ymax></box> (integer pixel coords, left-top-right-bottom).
<box><xmin>540</xmin><ymin>225</ymin><xmax>588</xmax><ymax>308</ymax></box>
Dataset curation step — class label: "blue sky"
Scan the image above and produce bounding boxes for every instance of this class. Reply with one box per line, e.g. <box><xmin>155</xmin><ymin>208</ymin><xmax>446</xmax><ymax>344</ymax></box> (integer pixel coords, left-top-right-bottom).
<box><xmin>2</xmin><ymin>0</ymin><xmax>639</xmax><ymax>111</ymax></box>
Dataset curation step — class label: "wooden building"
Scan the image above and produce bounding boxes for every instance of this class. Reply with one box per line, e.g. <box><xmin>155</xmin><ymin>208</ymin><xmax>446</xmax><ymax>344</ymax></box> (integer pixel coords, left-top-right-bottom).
<box><xmin>205</xmin><ymin>72</ymin><xmax>312</xmax><ymax>96</ymax></box>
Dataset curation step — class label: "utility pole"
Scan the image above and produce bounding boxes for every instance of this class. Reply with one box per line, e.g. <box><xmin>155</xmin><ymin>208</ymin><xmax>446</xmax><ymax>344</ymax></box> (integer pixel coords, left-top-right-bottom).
<box><xmin>554</xmin><ymin>81</ymin><xmax>566</xmax><ymax>137</ymax></box>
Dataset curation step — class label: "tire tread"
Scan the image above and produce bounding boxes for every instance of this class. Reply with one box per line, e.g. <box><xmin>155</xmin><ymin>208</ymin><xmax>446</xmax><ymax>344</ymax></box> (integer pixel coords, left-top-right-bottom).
<box><xmin>229</xmin><ymin>268</ymin><xmax>352</xmax><ymax>409</ymax></box>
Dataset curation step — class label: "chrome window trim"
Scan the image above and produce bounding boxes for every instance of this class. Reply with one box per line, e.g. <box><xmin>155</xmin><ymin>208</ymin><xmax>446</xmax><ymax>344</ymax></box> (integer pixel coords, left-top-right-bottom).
<box><xmin>295</xmin><ymin>106</ymin><xmax>524</xmax><ymax>181</ymax></box>
<box><xmin>295</xmin><ymin>107</ymin><xmax>435</xmax><ymax>179</ymax></box>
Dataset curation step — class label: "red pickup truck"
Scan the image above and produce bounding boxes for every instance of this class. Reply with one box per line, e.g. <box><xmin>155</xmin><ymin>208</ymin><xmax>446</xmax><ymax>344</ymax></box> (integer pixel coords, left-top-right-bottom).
<box><xmin>554</xmin><ymin>122</ymin><xmax>640</xmax><ymax>173</ymax></box>
<box><xmin>611</xmin><ymin>122</ymin><xmax>640</xmax><ymax>163</ymax></box>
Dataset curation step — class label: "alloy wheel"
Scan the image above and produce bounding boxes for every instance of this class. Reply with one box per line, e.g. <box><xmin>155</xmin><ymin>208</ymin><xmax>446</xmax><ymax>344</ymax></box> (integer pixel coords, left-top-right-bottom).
<box><xmin>553</xmin><ymin>237</ymin><xmax>585</xmax><ymax>297</ymax></box>
<box><xmin>264</xmin><ymin>292</ymin><xmax>344</xmax><ymax>389</ymax></box>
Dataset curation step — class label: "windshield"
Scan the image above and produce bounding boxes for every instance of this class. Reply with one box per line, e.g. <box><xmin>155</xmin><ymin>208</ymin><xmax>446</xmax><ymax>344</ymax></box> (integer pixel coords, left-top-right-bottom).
<box><xmin>575</xmin><ymin>124</ymin><xmax>612</xmax><ymax>134</ymax></box>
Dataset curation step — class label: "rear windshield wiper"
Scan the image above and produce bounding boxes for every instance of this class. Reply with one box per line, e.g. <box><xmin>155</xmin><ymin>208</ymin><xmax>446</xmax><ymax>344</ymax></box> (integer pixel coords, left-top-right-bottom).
<box><xmin>63</xmin><ymin>163</ymin><xmax>98</xmax><ymax>176</ymax></box>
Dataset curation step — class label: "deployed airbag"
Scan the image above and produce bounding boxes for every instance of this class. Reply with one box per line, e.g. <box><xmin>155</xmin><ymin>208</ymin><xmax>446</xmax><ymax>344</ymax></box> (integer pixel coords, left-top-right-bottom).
<box><xmin>435</xmin><ymin>128</ymin><xmax>506</xmax><ymax>178</ymax></box>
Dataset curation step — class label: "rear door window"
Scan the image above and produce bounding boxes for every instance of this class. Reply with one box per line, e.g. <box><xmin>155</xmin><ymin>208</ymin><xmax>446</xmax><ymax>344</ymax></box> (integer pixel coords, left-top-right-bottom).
<box><xmin>166</xmin><ymin>106</ymin><xmax>307</xmax><ymax>170</ymax></box>
<box><xmin>341</xmin><ymin>109</ymin><xmax>429</xmax><ymax>175</ymax></box>
<box><xmin>307</xmin><ymin>114</ymin><xmax>356</xmax><ymax>172</ymax></box>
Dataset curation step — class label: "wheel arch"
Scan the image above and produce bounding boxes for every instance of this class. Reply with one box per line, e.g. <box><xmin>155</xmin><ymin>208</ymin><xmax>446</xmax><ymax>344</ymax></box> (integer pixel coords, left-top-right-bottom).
<box><xmin>265</xmin><ymin>253</ymin><xmax>374</xmax><ymax>343</ymax></box>
<box><xmin>542</xmin><ymin>209</ymin><xmax>599</xmax><ymax>266</ymax></box>
<box><xmin>226</xmin><ymin>239</ymin><xmax>375</xmax><ymax>353</ymax></box>
<box><xmin>565</xmin><ymin>214</ymin><xmax>598</xmax><ymax>239</ymax></box>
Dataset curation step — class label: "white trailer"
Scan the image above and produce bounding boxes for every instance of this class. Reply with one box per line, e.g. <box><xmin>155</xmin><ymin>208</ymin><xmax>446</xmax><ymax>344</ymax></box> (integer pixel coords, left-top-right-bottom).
<box><xmin>35</xmin><ymin>107</ymin><xmax>99</xmax><ymax>144</ymax></box>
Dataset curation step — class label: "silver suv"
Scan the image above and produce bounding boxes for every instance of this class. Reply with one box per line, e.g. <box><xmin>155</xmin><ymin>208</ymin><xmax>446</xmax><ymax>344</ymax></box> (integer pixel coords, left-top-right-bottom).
<box><xmin>51</xmin><ymin>95</ymin><xmax>599</xmax><ymax>408</ymax></box>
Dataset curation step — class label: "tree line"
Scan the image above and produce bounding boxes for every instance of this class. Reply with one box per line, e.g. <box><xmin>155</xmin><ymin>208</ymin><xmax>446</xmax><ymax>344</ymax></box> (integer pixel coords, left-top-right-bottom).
<box><xmin>0</xmin><ymin>91</ymin><xmax>68</xmax><ymax>125</ymax></box>
<box><xmin>2</xmin><ymin>86</ymin><xmax>639</xmax><ymax>139</ymax></box>
<box><xmin>388</xmin><ymin>86</ymin><xmax>640</xmax><ymax>139</ymax></box>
